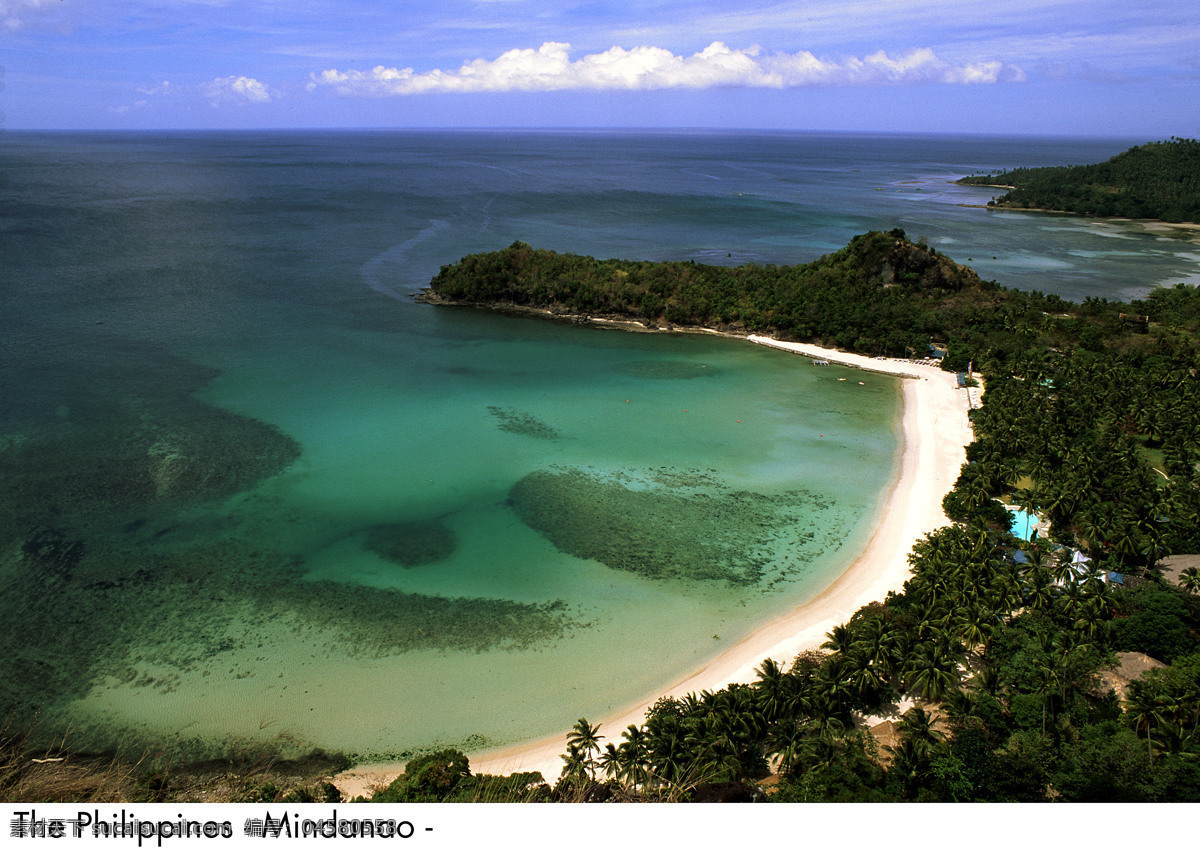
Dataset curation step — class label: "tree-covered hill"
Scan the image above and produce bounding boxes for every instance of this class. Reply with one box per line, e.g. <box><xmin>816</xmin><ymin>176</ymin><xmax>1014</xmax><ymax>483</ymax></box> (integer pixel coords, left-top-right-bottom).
<box><xmin>426</xmin><ymin>230</ymin><xmax>1007</xmax><ymax>364</ymax></box>
<box><xmin>425</xmin><ymin>230</ymin><xmax>1200</xmax><ymax>370</ymax></box>
<box><xmin>957</xmin><ymin>138</ymin><xmax>1200</xmax><ymax>223</ymax></box>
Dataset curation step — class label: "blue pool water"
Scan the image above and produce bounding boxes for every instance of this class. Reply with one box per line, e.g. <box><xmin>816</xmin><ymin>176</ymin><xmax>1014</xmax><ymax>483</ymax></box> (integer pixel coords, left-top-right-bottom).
<box><xmin>1010</xmin><ymin>509</ymin><xmax>1042</xmax><ymax>541</ymax></box>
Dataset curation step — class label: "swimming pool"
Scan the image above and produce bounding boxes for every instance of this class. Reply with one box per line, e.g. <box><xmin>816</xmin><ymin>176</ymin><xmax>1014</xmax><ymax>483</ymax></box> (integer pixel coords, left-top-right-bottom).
<box><xmin>1009</xmin><ymin>509</ymin><xmax>1041</xmax><ymax>541</ymax></box>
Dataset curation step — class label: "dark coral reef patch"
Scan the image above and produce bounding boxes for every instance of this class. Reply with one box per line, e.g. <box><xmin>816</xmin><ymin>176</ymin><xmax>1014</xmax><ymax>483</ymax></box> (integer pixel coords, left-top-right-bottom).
<box><xmin>0</xmin><ymin>532</ymin><xmax>580</xmax><ymax>743</ymax></box>
<box><xmin>507</xmin><ymin>466</ymin><xmax>835</xmax><ymax>587</ymax></box>
<box><xmin>0</xmin><ymin>338</ymin><xmax>300</xmax><ymax>537</ymax></box>
<box><xmin>487</xmin><ymin>406</ymin><xmax>560</xmax><ymax>440</ymax></box>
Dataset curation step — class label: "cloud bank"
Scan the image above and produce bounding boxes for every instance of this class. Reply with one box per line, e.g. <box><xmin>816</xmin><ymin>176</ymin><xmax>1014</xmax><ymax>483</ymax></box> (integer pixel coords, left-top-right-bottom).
<box><xmin>311</xmin><ymin>41</ymin><xmax>1025</xmax><ymax>96</ymax></box>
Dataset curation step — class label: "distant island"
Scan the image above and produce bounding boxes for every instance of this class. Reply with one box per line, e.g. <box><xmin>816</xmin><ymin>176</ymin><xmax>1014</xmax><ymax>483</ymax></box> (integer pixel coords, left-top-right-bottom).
<box><xmin>957</xmin><ymin>138</ymin><xmax>1200</xmax><ymax>223</ymax></box>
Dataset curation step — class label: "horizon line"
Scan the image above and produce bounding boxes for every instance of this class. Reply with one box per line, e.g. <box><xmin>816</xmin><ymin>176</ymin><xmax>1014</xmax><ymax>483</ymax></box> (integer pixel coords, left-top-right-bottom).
<box><xmin>1</xmin><ymin>125</ymin><xmax>1155</xmax><ymax>142</ymax></box>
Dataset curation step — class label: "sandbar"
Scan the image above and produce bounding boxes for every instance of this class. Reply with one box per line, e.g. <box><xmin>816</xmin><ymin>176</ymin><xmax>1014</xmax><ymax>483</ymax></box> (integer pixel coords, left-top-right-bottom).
<box><xmin>334</xmin><ymin>336</ymin><xmax>975</xmax><ymax>796</ymax></box>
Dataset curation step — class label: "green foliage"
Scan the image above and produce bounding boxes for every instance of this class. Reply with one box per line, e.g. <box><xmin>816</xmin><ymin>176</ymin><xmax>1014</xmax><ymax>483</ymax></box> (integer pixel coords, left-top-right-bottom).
<box><xmin>1138</xmin><ymin>283</ymin><xmax>1200</xmax><ymax>339</ymax></box>
<box><xmin>959</xmin><ymin>138</ymin><xmax>1200</xmax><ymax>222</ymax></box>
<box><xmin>926</xmin><ymin>752</ymin><xmax>974</xmax><ymax>802</ymax></box>
<box><xmin>429</xmin><ymin>232</ymin><xmax>1010</xmax><ymax>359</ymax></box>
<box><xmin>937</xmin><ymin>723</ymin><xmax>1000</xmax><ymax>801</ymax></box>
<box><xmin>1112</xmin><ymin>585</ymin><xmax>1196</xmax><ymax>663</ymax></box>
<box><xmin>371</xmin><ymin>749</ymin><xmax>469</xmax><ymax>803</ymax></box>
<box><xmin>369</xmin><ymin>749</ymin><xmax>550</xmax><ymax>803</ymax></box>
<box><xmin>239</xmin><ymin>781</ymin><xmax>279</xmax><ymax>802</ymax></box>
<box><xmin>949</xmin><ymin>342</ymin><xmax>1200</xmax><ymax>572</ymax></box>
<box><xmin>1051</xmin><ymin>721</ymin><xmax>1164</xmax><ymax>801</ymax></box>
<box><xmin>769</xmin><ymin>733</ymin><xmax>891</xmax><ymax>802</ymax></box>
<box><xmin>427</xmin><ymin>231</ymin><xmax>1188</xmax><ymax>375</ymax></box>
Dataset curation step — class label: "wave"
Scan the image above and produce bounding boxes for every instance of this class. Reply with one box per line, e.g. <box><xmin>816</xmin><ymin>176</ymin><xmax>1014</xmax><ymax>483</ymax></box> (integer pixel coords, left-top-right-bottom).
<box><xmin>359</xmin><ymin>219</ymin><xmax>452</xmax><ymax>301</ymax></box>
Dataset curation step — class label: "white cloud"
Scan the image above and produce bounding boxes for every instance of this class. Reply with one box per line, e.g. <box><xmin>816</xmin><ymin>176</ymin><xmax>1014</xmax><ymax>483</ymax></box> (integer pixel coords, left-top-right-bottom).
<box><xmin>310</xmin><ymin>41</ymin><xmax>1025</xmax><ymax>96</ymax></box>
<box><xmin>200</xmin><ymin>75</ymin><xmax>276</xmax><ymax>105</ymax></box>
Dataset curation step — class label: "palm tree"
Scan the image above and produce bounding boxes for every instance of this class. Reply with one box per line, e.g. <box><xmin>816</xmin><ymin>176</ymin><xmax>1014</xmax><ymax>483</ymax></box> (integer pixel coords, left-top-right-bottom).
<box><xmin>854</xmin><ymin>615</ymin><xmax>902</xmax><ymax>678</ymax></box>
<box><xmin>1175</xmin><ymin>680</ymin><xmax>1200</xmax><ymax>747</ymax></box>
<box><xmin>845</xmin><ymin>647</ymin><xmax>890</xmax><ymax>707</ymax></box>
<box><xmin>1179</xmin><ymin>566</ymin><xmax>1200</xmax><ymax>595</ymax></box>
<box><xmin>616</xmin><ymin>724</ymin><xmax>650</xmax><ymax>790</ymax></box>
<box><xmin>598</xmin><ymin>742</ymin><xmax>622</xmax><ymax>781</ymax></box>
<box><xmin>764</xmin><ymin>717</ymin><xmax>807</xmax><ymax>778</ymax></box>
<box><xmin>1022</xmin><ymin>561</ymin><xmax>1058</xmax><ymax>611</ymax></box>
<box><xmin>1126</xmin><ymin>681</ymin><xmax>1172</xmax><ymax>764</ymax></box>
<box><xmin>987</xmin><ymin>572</ymin><xmax>1024</xmax><ymax>619</ymax></box>
<box><xmin>1056</xmin><ymin>580</ymin><xmax>1086</xmax><ymax>621</ymax></box>
<box><xmin>1035</xmin><ymin>653</ymin><xmax>1065</xmax><ymax>735</ymax></box>
<box><xmin>886</xmin><ymin>706</ymin><xmax>946</xmax><ymax>798</ymax></box>
<box><xmin>939</xmin><ymin>686</ymin><xmax>981</xmax><ymax>724</ymax></box>
<box><xmin>963</xmin><ymin>467</ymin><xmax>994</xmax><ymax>510</ymax></box>
<box><xmin>1052</xmin><ymin>551</ymin><xmax>1082</xmax><ymax>588</ymax></box>
<box><xmin>894</xmin><ymin>705</ymin><xmax>944</xmax><ymax>759</ymax></box>
<box><xmin>952</xmin><ymin>604</ymin><xmax>993</xmax><ymax>659</ymax></box>
<box><xmin>566</xmin><ymin>717</ymin><xmax>604</xmax><ymax>781</ymax></box>
<box><xmin>754</xmin><ymin>657</ymin><xmax>799</xmax><ymax>723</ymax></box>
<box><xmin>821</xmin><ymin>624</ymin><xmax>854</xmax><ymax>656</ymax></box>
<box><xmin>902</xmin><ymin>640</ymin><xmax>959</xmax><ymax>703</ymax></box>
<box><xmin>812</xmin><ymin>655</ymin><xmax>855</xmax><ymax>718</ymax></box>
<box><xmin>1136</xmin><ymin>509</ymin><xmax>1168</xmax><ymax>569</ymax></box>
<box><xmin>644</xmin><ymin>722</ymin><xmax>690</xmax><ymax>787</ymax></box>
<box><xmin>1077</xmin><ymin>510</ymin><xmax>1109</xmax><ymax>556</ymax></box>
<box><xmin>792</xmin><ymin>712</ymin><xmax>847</xmax><ymax>776</ymax></box>
<box><xmin>1081</xmin><ymin>566</ymin><xmax>1114</xmax><ymax>608</ymax></box>
<box><xmin>1110</xmin><ymin>510</ymin><xmax>1143</xmax><ymax>564</ymax></box>
<box><xmin>1072</xmin><ymin>597</ymin><xmax>1110</xmax><ymax>641</ymax></box>
<box><xmin>706</xmin><ymin>686</ymin><xmax>768</xmax><ymax>779</ymax></box>
<box><xmin>558</xmin><ymin>743</ymin><xmax>588</xmax><ymax>788</ymax></box>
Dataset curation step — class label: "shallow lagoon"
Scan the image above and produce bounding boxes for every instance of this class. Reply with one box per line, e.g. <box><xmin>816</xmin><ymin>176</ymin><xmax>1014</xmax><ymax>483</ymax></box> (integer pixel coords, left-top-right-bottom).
<box><xmin>3</xmin><ymin>306</ymin><xmax>898</xmax><ymax>759</ymax></box>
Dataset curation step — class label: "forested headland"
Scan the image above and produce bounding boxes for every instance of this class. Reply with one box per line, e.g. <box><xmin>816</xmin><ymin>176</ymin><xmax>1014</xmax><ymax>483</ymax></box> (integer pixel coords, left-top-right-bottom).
<box><xmin>957</xmin><ymin>138</ymin><xmax>1200</xmax><ymax>223</ymax></box>
<box><xmin>425</xmin><ymin>230</ymin><xmax>1200</xmax><ymax>369</ymax></box>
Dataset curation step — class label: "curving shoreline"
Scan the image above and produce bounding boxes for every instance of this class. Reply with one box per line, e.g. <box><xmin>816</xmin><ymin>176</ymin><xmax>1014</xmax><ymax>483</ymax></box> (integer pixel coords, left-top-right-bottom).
<box><xmin>334</xmin><ymin>333</ymin><xmax>975</xmax><ymax>796</ymax></box>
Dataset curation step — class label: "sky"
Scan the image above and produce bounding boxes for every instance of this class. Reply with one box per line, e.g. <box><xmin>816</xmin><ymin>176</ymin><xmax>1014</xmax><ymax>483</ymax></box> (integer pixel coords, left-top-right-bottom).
<box><xmin>1</xmin><ymin>0</ymin><xmax>1198</xmax><ymax>135</ymax></box>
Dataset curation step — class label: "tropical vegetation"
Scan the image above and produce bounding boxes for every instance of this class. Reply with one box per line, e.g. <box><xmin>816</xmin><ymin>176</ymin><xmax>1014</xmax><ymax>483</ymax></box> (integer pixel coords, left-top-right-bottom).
<box><xmin>426</xmin><ymin>229</ymin><xmax>1200</xmax><ymax>372</ymax></box>
<box><xmin>957</xmin><ymin>138</ymin><xmax>1200</xmax><ymax>223</ymax></box>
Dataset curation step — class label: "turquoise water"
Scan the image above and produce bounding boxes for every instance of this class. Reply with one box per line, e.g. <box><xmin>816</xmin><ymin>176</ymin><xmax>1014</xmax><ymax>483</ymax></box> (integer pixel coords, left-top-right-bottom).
<box><xmin>7</xmin><ymin>308</ymin><xmax>900</xmax><ymax>758</ymax></box>
<box><xmin>2</xmin><ymin>131</ymin><xmax>1197</xmax><ymax>761</ymax></box>
<box><xmin>1010</xmin><ymin>509</ymin><xmax>1042</xmax><ymax>541</ymax></box>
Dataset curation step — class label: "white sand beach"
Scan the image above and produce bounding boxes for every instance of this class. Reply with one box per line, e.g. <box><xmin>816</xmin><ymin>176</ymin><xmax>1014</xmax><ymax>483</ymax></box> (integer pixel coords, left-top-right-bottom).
<box><xmin>334</xmin><ymin>336</ymin><xmax>975</xmax><ymax>796</ymax></box>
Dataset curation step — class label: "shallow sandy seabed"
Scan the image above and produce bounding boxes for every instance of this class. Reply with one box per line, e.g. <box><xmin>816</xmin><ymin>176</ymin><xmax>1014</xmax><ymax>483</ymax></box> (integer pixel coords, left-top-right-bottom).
<box><xmin>335</xmin><ymin>335</ymin><xmax>975</xmax><ymax>797</ymax></box>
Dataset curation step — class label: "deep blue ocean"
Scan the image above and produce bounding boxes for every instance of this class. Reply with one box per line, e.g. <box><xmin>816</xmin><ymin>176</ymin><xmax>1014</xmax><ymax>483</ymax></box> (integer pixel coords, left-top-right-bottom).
<box><xmin>2</xmin><ymin>130</ymin><xmax>1197</xmax><ymax>761</ymax></box>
